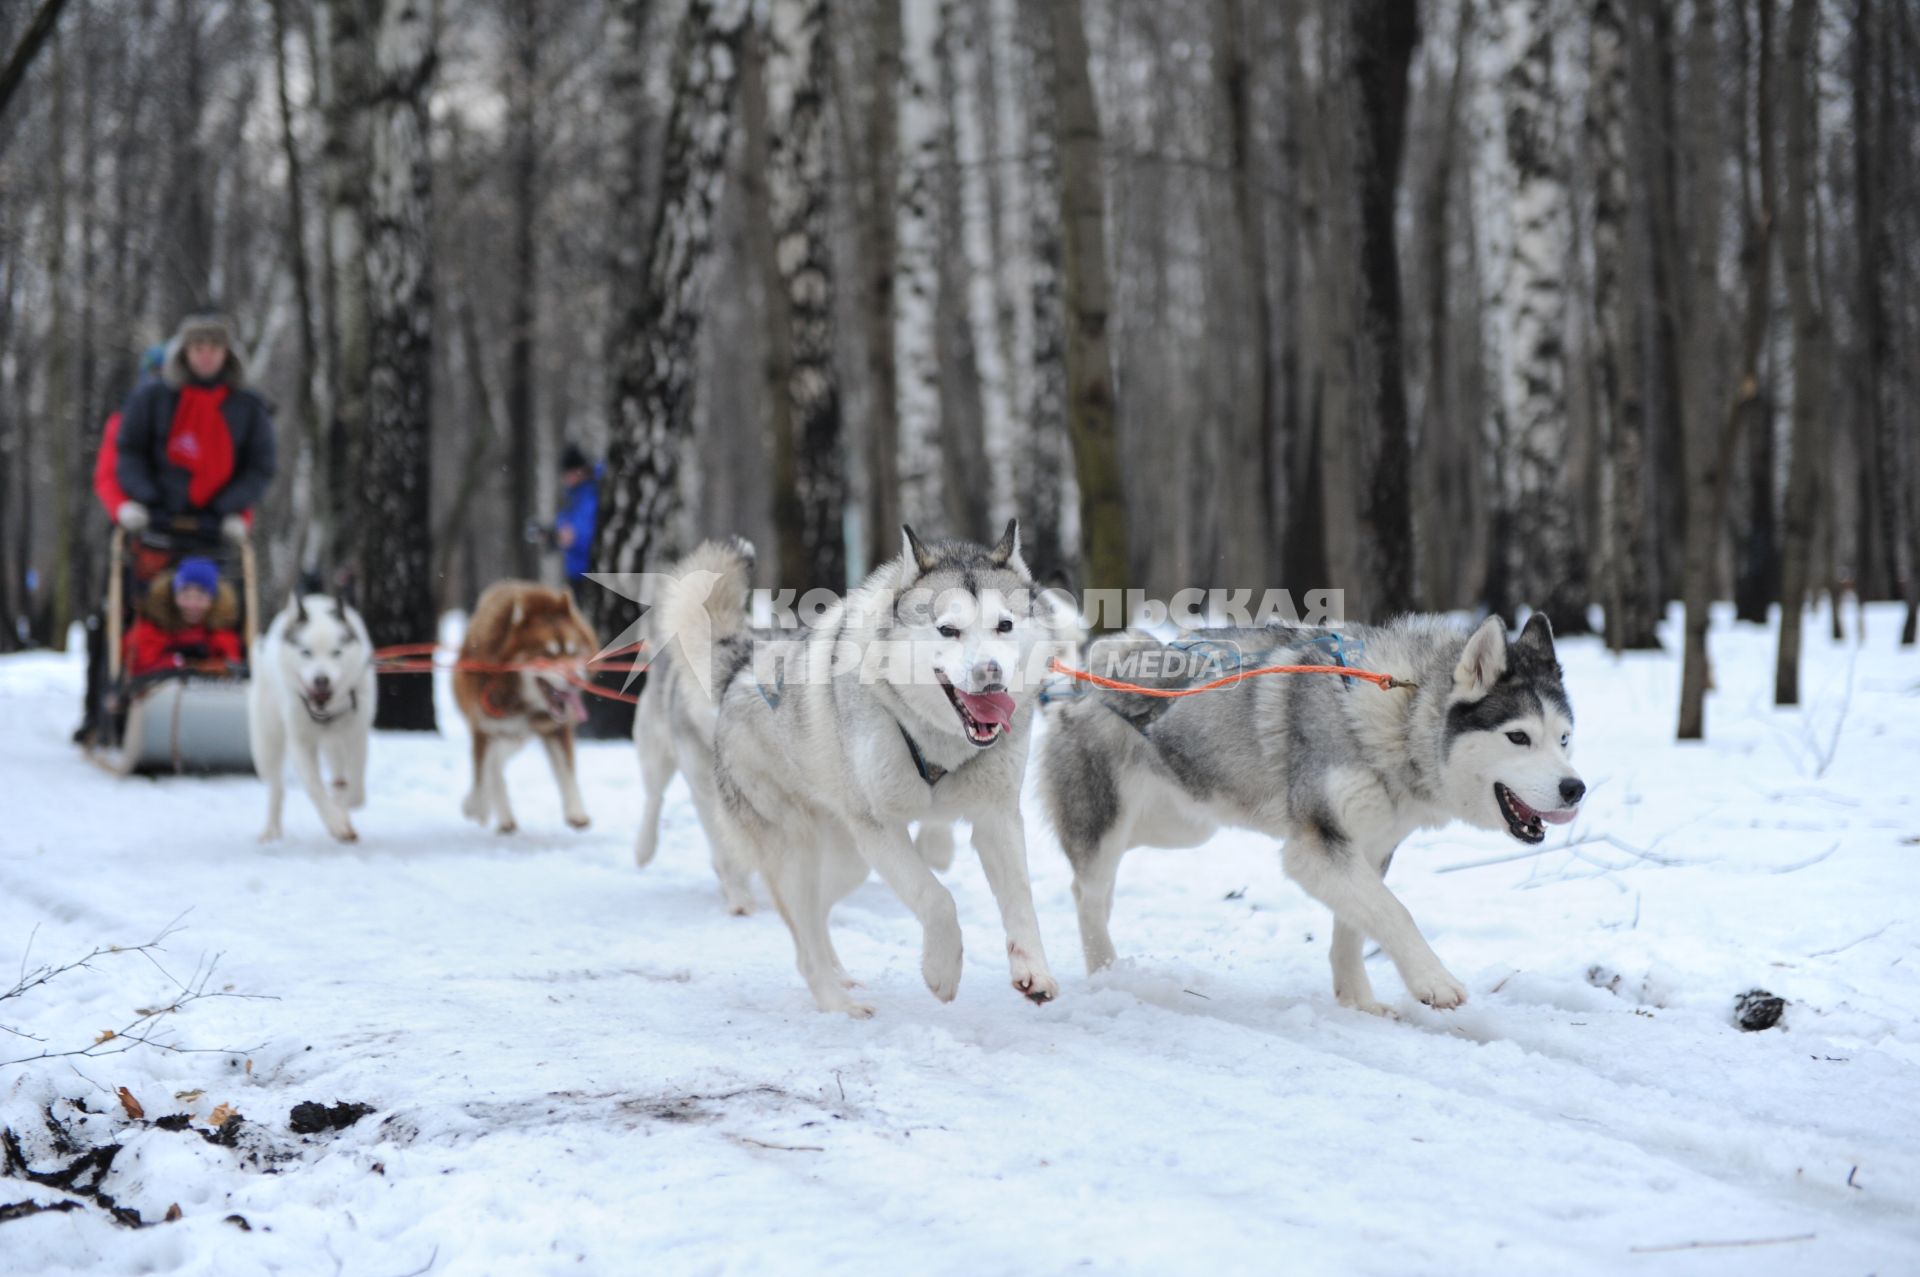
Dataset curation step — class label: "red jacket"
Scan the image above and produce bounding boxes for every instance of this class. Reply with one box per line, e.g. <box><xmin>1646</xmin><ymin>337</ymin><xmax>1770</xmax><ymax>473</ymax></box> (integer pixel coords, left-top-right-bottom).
<box><xmin>124</xmin><ymin>619</ymin><xmax>243</xmax><ymax>679</ymax></box>
<box><xmin>94</xmin><ymin>413</ymin><xmax>128</xmax><ymax>516</ymax></box>
<box><xmin>122</xmin><ymin>578</ymin><xmax>244</xmax><ymax>679</ymax></box>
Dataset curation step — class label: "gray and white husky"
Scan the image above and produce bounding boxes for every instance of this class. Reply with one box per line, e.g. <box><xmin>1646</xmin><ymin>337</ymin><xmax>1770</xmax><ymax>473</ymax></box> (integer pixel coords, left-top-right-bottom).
<box><xmin>250</xmin><ymin>594</ymin><xmax>377</xmax><ymax>843</ymax></box>
<box><xmin>634</xmin><ymin>539</ymin><xmax>967</xmax><ymax>915</ymax></box>
<box><xmin>1039</xmin><ymin>614</ymin><xmax>1584</xmax><ymax>1013</ymax></box>
<box><xmin>693</xmin><ymin>521</ymin><xmax>1073</xmax><ymax>1016</ymax></box>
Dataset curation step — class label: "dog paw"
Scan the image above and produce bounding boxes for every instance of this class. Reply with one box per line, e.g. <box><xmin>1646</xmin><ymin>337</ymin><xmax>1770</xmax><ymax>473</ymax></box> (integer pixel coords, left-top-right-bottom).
<box><xmin>257</xmin><ymin>825</ymin><xmax>282</xmax><ymax>845</ymax></box>
<box><xmin>922</xmin><ymin>930</ymin><xmax>964</xmax><ymax>1003</ymax></box>
<box><xmin>1337</xmin><ymin>991</ymin><xmax>1396</xmax><ymax>1018</ymax></box>
<box><xmin>1009</xmin><ymin>945</ymin><xmax>1059</xmax><ymax>1004</ymax></box>
<box><xmin>812</xmin><ymin>987</ymin><xmax>875</xmax><ymax>1019</ymax></box>
<box><xmin>497</xmin><ymin>820</ymin><xmax>518</xmax><ymax>835</ymax></box>
<box><xmin>566</xmin><ymin>810</ymin><xmax>591</xmax><ymax>830</ymax></box>
<box><xmin>330</xmin><ymin>822</ymin><xmax>358</xmax><ymax>844</ymax></box>
<box><xmin>1406</xmin><ymin>969</ymin><xmax>1468</xmax><ymax>1010</ymax></box>
<box><xmin>460</xmin><ymin>792</ymin><xmax>487</xmax><ymax>824</ymax></box>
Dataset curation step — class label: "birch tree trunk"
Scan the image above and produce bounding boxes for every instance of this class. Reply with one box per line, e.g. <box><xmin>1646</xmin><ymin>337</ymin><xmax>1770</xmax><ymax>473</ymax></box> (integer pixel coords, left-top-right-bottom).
<box><xmin>892</xmin><ymin>0</ymin><xmax>942</xmax><ymax>528</ymax></box>
<box><xmin>1591</xmin><ymin>0</ymin><xmax>1660</xmax><ymax>650</ymax></box>
<box><xmin>505</xmin><ymin>0</ymin><xmax>540</xmax><ymax>579</ymax></box>
<box><xmin>272</xmin><ymin>0</ymin><xmax>323</xmax><ymax>583</ymax></box>
<box><xmin>933</xmin><ymin>0</ymin><xmax>989</xmax><ymax>539</ymax></box>
<box><xmin>1499</xmin><ymin>0</ymin><xmax>1589</xmax><ymax>633</ymax></box>
<box><xmin>591</xmin><ymin>0</ymin><xmax>748</xmax><ymax>638</ymax></box>
<box><xmin>1349</xmin><ymin>0</ymin><xmax>1419</xmax><ymax>618</ymax></box>
<box><xmin>1047</xmin><ymin>0</ymin><xmax>1126</xmax><ymax>622</ymax></box>
<box><xmin>319</xmin><ymin>0</ymin><xmax>373</xmax><ymax>573</ymax></box>
<box><xmin>1214</xmin><ymin>0</ymin><xmax>1273</xmax><ymax>591</ymax></box>
<box><xmin>1775</xmin><ymin>0</ymin><xmax>1825</xmax><ymax>703</ymax></box>
<box><xmin>860</xmin><ymin>0</ymin><xmax>903</xmax><ymax>573</ymax></box>
<box><xmin>361</xmin><ymin>0</ymin><xmax>436</xmax><ymax>731</ymax></box>
<box><xmin>764</xmin><ymin>0</ymin><xmax>846</xmax><ymax>590</ymax></box>
<box><xmin>1018</xmin><ymin>1</ymin><xmax>1067</xmax><ymax>581</ymax></box>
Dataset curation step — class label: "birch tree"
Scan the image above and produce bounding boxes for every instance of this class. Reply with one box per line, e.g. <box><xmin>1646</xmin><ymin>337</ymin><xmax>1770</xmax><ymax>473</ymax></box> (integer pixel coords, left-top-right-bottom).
<box><xmin>1497</xmin><ymin>0</ymin><xmax>1588</xmax><ymax>633</ymax></box>
<box><xmin>360</xmin><ymin>0</ymin><xmax>436</xmax><ymax>731</ymax></box>
<box><xmin>1047</xmin><ymin>0</ymin><xmax>1125</xmax><ymax>620</ymax></box>
<box><xmin>1774</xmin><ymin>0</ymin><xmax>1826</xmax><ymax>703</ymax></box>
<box><xmin>1590</xmin><ymin>0</ymin><xmax>1660</xmax><ymax>649</ymax></box>
<box><xmin>591</xmin><ymin>0</ymin><xmax>749</xmax><ymax>638</ymax></box>
<box><xmin>764</xmin><ymin>0</ymin><xmax>846</xmax><ymax>591</ymax></box>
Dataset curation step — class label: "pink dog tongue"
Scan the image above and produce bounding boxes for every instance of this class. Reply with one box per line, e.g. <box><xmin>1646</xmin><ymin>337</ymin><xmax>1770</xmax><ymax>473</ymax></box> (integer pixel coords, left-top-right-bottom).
<box><xmin>560</xmin><ymin>687</ymin><xmax>588</xmax><ymax>724</ymax></box>
<box><xmin>1541</xmin><ymin>807</ymin><xmax>1578</xmax><ymax>825</ymax></box>
<box><xmin>956</xmin><ymin>688</ymin><xmax>1015</xmax><ymax>728</ymax></box>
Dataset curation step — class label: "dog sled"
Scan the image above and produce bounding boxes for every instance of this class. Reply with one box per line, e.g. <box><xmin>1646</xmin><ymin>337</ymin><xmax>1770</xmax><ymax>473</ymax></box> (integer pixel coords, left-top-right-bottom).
<box><xmin>83</xmin><ymin>519</ymin><xmax>260</xmax><ymax>777</ymax></box>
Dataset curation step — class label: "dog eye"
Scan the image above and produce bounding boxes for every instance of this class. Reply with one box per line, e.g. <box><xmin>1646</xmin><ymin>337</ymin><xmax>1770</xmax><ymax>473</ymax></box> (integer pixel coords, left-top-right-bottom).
<box><xmin>1560</xmin><ymin>733</ymin><xmax>1570</xmax><ymax>748</ymax></box>
<box><xmin>1506</xmin><ymin>731</ymin><xmax>1531</xmax><ymax>746</ymax></box>
<box><xmin>938</xmin><ymin>625</ymin><xmax>960</xmax><ymax>639</ymax></box>
<box><xmin>996</xmin><ymin>618</ymin><xmax>1013</xmax><ymax>634</ymax></box>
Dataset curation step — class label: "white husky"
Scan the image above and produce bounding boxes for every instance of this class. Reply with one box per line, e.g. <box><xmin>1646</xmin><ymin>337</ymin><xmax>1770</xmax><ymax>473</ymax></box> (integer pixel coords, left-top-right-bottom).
<box><xmin>250</xmin><ymin>594</ymin><xmax>377</xmax><ymax>842</ymax></box>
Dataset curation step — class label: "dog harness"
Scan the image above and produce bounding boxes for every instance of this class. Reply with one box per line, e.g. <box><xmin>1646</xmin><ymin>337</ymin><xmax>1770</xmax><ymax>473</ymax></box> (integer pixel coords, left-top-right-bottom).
<box><xmin>898</xmin><ymin>725</ymin><xmax>949</xmax><ymax>786</ymax></box>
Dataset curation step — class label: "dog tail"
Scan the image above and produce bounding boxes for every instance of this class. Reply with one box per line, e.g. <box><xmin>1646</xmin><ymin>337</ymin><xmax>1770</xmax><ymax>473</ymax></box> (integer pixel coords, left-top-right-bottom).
<box><xmin>647</xmin><ymin>538</ymin><xmax>755</xmax><ymax>684</ymax></box>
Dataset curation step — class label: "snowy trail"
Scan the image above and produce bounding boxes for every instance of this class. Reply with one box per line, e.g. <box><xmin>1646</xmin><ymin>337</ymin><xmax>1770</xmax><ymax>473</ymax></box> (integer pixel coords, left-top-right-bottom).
<box><xmin>2</xmin><ymin>607</ymin><xmax>1918</xmax><ymax>1275</ymax></box>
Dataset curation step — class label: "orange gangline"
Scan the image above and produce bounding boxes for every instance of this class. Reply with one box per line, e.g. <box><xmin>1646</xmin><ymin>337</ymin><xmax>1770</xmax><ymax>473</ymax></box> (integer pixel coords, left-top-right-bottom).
<box><xmin>1045</xmin><ymin>656</ymin><xmax>1407</xmax><ymax>696</ymax></box>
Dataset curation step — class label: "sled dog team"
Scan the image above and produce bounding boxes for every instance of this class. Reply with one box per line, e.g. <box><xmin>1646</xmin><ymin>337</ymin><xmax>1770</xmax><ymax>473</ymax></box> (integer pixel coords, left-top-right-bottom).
<box><xmin>250</xmin><ymin>520</ymin><xmax>1586</xmax><ymax>1019</ymax></box>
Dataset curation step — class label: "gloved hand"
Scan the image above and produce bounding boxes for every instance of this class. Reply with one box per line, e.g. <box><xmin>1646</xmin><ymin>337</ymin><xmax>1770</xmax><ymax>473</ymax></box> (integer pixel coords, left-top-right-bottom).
<box><xmin>221</xmin><ymin>514</ymin><xmax>249</xmax><ymax>544</ymax></box>
<box><xmin>116</xmin><ymin>501</ymin><xmax>150</xmax><ymax>533</ymax></box>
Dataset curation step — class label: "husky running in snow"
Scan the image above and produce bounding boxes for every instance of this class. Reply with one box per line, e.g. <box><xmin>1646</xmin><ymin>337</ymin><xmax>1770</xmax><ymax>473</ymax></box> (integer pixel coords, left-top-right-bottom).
<box><xmin>633</xmin><ymin>540</ymin><xmax>965</xmax><ymax>914</ymax></box>
<box><xmin>693</xmin><ymin>521</ymin><xmax>1073</xmax><ymax>1016</ymax></box>
<box><xmin>251</xmin><ymin>594</ymin><xmax>377</xmax><ymax>842</ymax></box>
<box><xmin>1039</xmin><ymin>614</ymin><xmax>1584</xmax><ymax>1013</ymax></box>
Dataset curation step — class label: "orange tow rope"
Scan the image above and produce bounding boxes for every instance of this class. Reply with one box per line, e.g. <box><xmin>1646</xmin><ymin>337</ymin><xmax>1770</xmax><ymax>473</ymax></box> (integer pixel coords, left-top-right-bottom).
<box><xmin>369</xmin><ymin>641</ymin><xmax>650</xmax><ymax>704</ymax></box>
<box><xmin>1045</xmin><ymin>656</ymin><xmax>1408</xmax><ymax>697</ymax></box>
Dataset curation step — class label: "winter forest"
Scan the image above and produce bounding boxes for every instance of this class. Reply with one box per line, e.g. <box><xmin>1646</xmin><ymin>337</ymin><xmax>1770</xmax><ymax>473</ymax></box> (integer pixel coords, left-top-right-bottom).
<box><xmin>1</xmin><ymin>0</ymin><xmax>1915</xmax><ymax>738</ymax></box>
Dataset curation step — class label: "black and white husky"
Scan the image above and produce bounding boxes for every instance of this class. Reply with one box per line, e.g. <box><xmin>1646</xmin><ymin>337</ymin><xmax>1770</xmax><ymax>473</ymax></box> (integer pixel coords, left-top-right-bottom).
<box><xmin>660</xmin><ymin>521</ymin><xmax>1073</xmax><ymax>1016</ymax></box>
<box><xmin>1039</xmin><ymin>615</ymin><xmax>1584</xmax><ymax>1014</ymax></box>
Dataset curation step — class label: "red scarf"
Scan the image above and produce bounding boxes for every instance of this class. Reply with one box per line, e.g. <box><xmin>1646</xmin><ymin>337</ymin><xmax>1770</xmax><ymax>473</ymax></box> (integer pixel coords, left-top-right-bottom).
<box><xmin>166</xmin><ymin>384</ymin><xmax>235</xmax><ymax>508</ymax></box>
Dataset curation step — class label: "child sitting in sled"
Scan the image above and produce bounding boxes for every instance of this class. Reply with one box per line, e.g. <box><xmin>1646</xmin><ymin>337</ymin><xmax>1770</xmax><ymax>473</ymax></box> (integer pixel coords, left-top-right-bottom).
<box><xmin>124</xmin><ymin>556</ymin><xmax>243</xmax><ymax>680</ymax></box>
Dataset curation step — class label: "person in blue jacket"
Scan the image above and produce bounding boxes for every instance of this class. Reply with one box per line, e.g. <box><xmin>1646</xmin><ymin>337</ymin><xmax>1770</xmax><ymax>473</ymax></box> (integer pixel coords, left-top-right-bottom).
<box><xmin>553</xmin><ymin>443</ymin><xmax>600</xmax><ymax>588</ymax></box>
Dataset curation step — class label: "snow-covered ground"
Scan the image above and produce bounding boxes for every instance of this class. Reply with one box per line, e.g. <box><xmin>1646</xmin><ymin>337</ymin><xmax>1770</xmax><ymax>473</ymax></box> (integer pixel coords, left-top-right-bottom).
<box><xmin>2</xmin><ymin>604</ymin><xmax>1917</xmax><ymax>1275</ymax></box>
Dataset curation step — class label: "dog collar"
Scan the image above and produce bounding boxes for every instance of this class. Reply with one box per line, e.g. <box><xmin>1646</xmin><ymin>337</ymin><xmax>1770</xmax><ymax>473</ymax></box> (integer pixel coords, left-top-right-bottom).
<box><xmin>302</xmin><ymin>688</ymin><xmax>358</xmax><ymax>724</ymax></box>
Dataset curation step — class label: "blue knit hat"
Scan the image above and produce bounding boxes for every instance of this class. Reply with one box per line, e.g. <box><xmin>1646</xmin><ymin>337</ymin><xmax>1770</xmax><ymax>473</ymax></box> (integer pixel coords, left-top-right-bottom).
<box><xmin>173</xmin><ymin>557</ymin><xmax>220</xmax><ymax>597</ymax></box>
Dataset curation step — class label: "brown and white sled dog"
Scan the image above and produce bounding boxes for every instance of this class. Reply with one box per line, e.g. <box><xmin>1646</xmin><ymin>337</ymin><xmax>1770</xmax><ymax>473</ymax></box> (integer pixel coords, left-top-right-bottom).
<box><xmin>454</xmin><ymin>582</ymin><xmax>598</xmax><ymax>833</ymax></box>
<box><xmin>702</xmin><ymin>521</ymin><xmax>1075</xmax><ymax>1016</ymax></box>
<box><xmin>251</xmin><ymin>593</ymin><xmax>376</xmax><ymax>842</ymax></box>
<box><xmin>633</xmin><ymin>539</ymin><xmax>963</xmax><ymax>915</ymax></box>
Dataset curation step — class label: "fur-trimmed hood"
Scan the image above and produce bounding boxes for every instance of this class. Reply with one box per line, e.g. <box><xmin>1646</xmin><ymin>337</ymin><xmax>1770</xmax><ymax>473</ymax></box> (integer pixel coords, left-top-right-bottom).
<box><xmin>141</xmin><ymin>576</ymin><xmax>241</xmax><ymax>630</ymax></box>
<box><xmin>161</xmin><ymin>332</ymin><xmax>250</xmax><ymax>390</ymax></box>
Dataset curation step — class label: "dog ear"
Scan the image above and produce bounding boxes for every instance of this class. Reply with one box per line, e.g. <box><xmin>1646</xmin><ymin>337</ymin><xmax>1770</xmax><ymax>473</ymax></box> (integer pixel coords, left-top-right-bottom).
<box><xmin>292</xmin><ymin>593</ymin><xmax>309</xmax><ymax>624</ymax></box>
<box><xmin>1515</xmin><ymin>612</ymin><xmax>1556</xmax><ymax>660</ymax></box>
<box><xmin>987</xmin><ymin>518</ymin><xmax>1021</xmax><ymax>568</ymax></box>
<box><xmin>332</xmin><ymin>593</ymin><xmax>350</xmax><ymax>621</ymax></box>
<box><xmin>1453</xmin><ymin>616</ymin><xmax>1508</xmax><ymax>698</ymax></box>
<box><xmin>901</xmin><ymin>525</ymin><xmax>937</xmax><ymax>574</ymax></box>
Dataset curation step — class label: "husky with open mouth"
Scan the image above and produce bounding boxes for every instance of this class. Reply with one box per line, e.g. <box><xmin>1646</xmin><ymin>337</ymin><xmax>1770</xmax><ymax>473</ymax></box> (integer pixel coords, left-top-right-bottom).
<box><xmin>705</xmin><ymin>520</ymin><xmax>1076</xmax><ymax>1016</ymax></box>
<box><xmin>453</xmin><ymin>581</ymin><xmax>598</xmax><ymax>833</ymax></box>
<box><xmin>1039</xmin><ymin>614</ymin><xmax>1583</xmax><ymax>1013</ymax></box>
